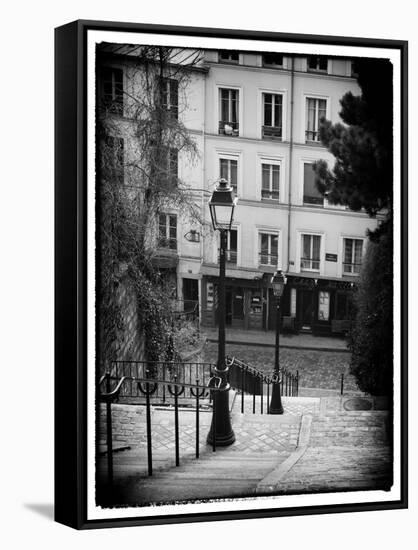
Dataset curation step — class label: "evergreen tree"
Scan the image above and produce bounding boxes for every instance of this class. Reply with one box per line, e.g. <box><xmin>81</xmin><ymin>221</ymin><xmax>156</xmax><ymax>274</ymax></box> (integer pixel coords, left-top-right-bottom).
<box><xmin>314</xmin><ymin>58</ymin><xmax>393</xmax><ymax>395</ymax></box>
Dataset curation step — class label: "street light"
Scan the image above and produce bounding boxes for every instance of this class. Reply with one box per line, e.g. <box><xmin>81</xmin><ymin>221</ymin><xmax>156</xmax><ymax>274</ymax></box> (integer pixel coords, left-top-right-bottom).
<box><xmin>207</xmin><ymin>178</ymin><xmax>238</xmax><ymax>447</ymax></box>
<box><xmin>269</xmin><ymin>269</ymin><xmax>287</xmax><ymax>414</ymax></box>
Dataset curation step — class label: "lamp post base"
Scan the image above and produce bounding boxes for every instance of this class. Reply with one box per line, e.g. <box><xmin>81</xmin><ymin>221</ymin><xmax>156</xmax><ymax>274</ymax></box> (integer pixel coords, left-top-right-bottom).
<box><xmin>206</xmin><ymin>386</ymin><xmax>235</xmax><ymax>447</ymax></box>
<box><xmin>269</xmin><ymin>384</ymin><xmax>284</xmax><ymax>415</ymax></box>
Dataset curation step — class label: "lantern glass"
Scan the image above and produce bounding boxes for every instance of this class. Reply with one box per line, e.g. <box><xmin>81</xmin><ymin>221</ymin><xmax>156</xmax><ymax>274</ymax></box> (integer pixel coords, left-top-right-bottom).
<box><xmin>209</xmin><ymin>178</ymin><xmax>237</xmax><ymax>231</ymax></box>
<box><xmin>271</xmin><ymin>270</ymin><xmax>287</xmax><ymax>297</ymax></box>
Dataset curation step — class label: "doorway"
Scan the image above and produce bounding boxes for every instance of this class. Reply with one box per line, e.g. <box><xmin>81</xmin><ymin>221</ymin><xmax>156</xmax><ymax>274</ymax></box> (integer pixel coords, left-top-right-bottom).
<box><xmin>182</xmin><ymin>278</ymin><xmax>198</xmax><ymax>314</ymax></box>
<box><xmin>299</xmin><ymin>289</ymin><xmax>314</xmax><ymax>330</ymax></box>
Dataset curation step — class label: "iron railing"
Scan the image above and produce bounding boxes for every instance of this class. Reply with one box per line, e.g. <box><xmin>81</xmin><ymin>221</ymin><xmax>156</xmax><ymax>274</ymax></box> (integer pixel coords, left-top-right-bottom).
<box><xmin>99</xmin><ymin>357</ymin><xmax>299</xmax><ymax>487</ymax></box>
<box><xmin>109</xmin><ymin>360</ymin><xmax>214</xmax><ymax>403</ymax></box>
<box><xmin>227</xmin><ymin>356</ymin><xmax>299</xmax><ymax>415</ymax></box>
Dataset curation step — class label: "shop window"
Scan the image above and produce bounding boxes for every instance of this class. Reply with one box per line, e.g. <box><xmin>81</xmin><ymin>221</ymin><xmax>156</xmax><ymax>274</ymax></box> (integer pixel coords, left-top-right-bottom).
<box><xmin>290</xmin><ymin>288</ymin><xmax>297</xmax><ymax>317</ymax></box>
<box><xmin>335</xmin><ymin>292</ymin><xmax>353</xmax><ymax>320</ymax></box>
<box><xmin>250</xmin><ymin>289</ymin><xmax>262</xmax><ymax>314</ymax></box>
<box><xmin>226</xmin><ymin>230</ymin><xmax>238</xmax><ymax>264</ymax></box>
<box><xmin>318</xmin><ymin>291</ymin><xmax>330</xmax><ymax>321</ymax></box>
<box><xmin>206</xmin><ymin>282</ymin><xmax>215</xmax><ymax>311</ymax></box>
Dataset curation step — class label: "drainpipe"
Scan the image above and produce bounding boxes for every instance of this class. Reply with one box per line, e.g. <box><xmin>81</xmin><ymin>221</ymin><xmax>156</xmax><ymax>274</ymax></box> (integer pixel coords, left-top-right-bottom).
<box><xmin>199</xmin><ymin>75</ymin><xmax>206</xmax><ymax>328</ymax></box>
<box><xmin>286</xmin><ymin>56</ymin><xmax>295</xmax><ymax>274</ymax></box>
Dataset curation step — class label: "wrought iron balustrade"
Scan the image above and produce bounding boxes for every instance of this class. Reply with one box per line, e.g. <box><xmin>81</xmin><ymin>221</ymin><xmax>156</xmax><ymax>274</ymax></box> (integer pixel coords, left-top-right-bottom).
<box><xmin>262</xmin><ymin>125</ymin><xmax>282</xmax><ymax>140</ymax></box>
<box><xmin>301</xmin><ymin>257</ymin><xmax>320</xmax><ymax>271</ymax></box>
<box><xmin>218</xmin><ymin>120</ymin><xmax>239</xmax><ymax>136</ymax></box>
<box><xmin>226</xmin><ymin>356</ymin><xmax>299</xmax><ymax>415</ymax></box>
<box><xmin>261</xmin><ymin>189</ymin><xmax>280</xmax><ymax>200</ymax></box>
<box><xmin>98</xmin><ymin>357</ymin><xmax>299</xmax><ymax>489</ymax></box>
<box><xmin>108</xmin><ymin>360</ymin><xmax>214</xmax><ymax>403</ymax></box>
<box><xmin>259</xmin><ymin>252</ymin><xmax>279</xmax><ymax>266</ymax></box>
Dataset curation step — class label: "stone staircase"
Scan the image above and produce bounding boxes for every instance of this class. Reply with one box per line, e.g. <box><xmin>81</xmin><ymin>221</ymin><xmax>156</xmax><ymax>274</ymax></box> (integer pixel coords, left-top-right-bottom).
<box><xmin>97</xmin><ymin>395</ymin><xmax>392</xmax><ymax>507</ymax></box>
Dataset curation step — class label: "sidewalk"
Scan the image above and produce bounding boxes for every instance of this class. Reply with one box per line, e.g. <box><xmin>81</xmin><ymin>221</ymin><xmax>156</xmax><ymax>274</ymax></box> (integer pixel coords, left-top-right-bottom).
<box><xmin>201</xmin><ymin>327</ymin><xmax>349</xmax><ymax>352</ymax></box>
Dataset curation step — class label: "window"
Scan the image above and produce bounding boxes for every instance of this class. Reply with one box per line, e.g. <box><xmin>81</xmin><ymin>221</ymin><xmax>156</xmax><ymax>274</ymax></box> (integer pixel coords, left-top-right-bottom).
<box><xmin>303</xmin><ymin>163</ymin><xmax>323</xmax><ymax>205</ymax></box>
<box><xmin>104</xmin><ymin>136</ymin><xmax>124</xmax><ymax>183</ymax></box>
<box><xmin>151</xmin><ymin>146</ymin><xmax>178</xmax><ymax>186</ymax></box>
<box><xmin>318</xmin><ymin>291</ymin><xmax>330</xmax><ymax>321</ymax></box>
<box><xmin>102</xmin><ymin>67</ymin><xmax>123</xmax><ymax>114</ymax></box>
<box><xmin>219</xmin><ymin>50</ymin><xmax>239</xmax><ymax>63</ymax></box>
<box><xmin>158</xmin><ymin>214</ymin><xmax>177</xmax><ymax>250</ymax></box>
<box><xmin>220</xmin><ymin>158</ymin><xmax>238</xmax><ymax>194</ymax></box>
<box><xmin>262</xmin><ymin>93</ymin><xmax>283</xmax><ymax>139</ymax></box>
<box><xmin>226</xmin><ymin>230</ymin><xmax>238</xmax><ymax>264</ymax></box>
<box><xmin>259</xmin><ymin>233</ymin><xmax>279</xmax><ymax>266</ymax></box>
<box><xmin>261</xmin><ymin>163</ymin><xmax>280</xmax><ymax>200</ymax></box>
<box><xmin>343</xmin><ymin>238</ymin><xmax>363</xmax><ymax>274</ymax></box>
<box><xmin>301</xmin><ymin>234</ymin><xmax>321</xmax><ymax>271</ymax></box>
<box><xmin>307</xmin><ymin>56</ymin><xmax>328</xmax><ymax>72</ymax></box>
<box><xmin>160</xmin><ymin>78</ymin><xmax>178</xmax><ymax>119</ymax></box>
<box><xmin>306</xmin><ymin>97</ymin><xmax>327</xmax><ymax>142</ymax></box>
<box><xmin>250</xmin><ymin>289</ymin><xmax>262</xmax><ymax>314</ymax></box>
<box><xmin>290</xmin><ymin>288</ymin><xmax>297</xmax><ymax>317</ymax></box>
<box><xmin>263</xmin><ymin>53</ymin><xmax>284</xmax><ymax>67</ymax></box>
<box><xmin>219</xmin><ymin>88</ymin><xmax>239</xmax><ymax>135</ymax></box>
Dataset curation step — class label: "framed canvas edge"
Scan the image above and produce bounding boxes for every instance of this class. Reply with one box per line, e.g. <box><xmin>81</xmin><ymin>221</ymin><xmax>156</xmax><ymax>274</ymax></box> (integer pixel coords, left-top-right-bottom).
<box><xmin>54</xmin><ymin>19</ymin><xmax>409</xmax><ymax>530</ymax></box>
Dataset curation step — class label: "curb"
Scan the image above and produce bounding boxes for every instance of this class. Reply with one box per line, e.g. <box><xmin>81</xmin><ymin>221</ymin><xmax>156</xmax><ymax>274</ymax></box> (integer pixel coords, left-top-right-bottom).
<box><xmin>256</xmin><ymin>414</ymin><xmax>313</xmax><ymax>493</ymax></box>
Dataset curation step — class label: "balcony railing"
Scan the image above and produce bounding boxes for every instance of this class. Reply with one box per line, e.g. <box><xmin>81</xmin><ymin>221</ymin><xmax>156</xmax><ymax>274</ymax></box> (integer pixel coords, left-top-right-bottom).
<box><xmin>259</xmin><ymin>252</ymin><xmax>278</xmax><ymax>266</ymax></box>
<box><xmin>218</xmin><ymin>249</ymin><xmax>237</xmax><ymax>264</ymax></box>
<box><xmin>261</xmin><ymin>189</ymin><xmax>280</xmax><ymax>200</ymax></box>
<box><xmin>343</xmin><ymin>262</ymin><xmax>362</xmax><ymax>275</ymax></box>
<box><xmin>262</xmin><ymin>125</ymin><xmax>282</xmax><ymax>140</ymax></box>
<box><xmin>218</xmin><ymin>121</ymin><xmax>239</xmax><ymax>136</ymax></box>
<box><xmin>303</xmin><ymin>195</ymin><xmax>324</xmax><ymax>206</ymax></box>
<box><xmin>301</xmin><ymin>257</ymin><xmax>320</xmax><ymax>271</ymax></box>
<box><xmin>305</xmin><ymin>130</ymin><xmax>321</xmax><ymax>142</ymax></box>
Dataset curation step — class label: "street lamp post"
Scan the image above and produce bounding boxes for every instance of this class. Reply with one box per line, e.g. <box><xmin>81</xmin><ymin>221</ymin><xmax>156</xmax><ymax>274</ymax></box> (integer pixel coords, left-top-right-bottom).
<box><xmin>207</xmin><ymin>178</ymin><xmax>237</xmax><ymax>447</ymax></box>
<box><xmin>269</xmin><ymin>269</ymin><xmax>287</xmax><ymax>414</ymax></box>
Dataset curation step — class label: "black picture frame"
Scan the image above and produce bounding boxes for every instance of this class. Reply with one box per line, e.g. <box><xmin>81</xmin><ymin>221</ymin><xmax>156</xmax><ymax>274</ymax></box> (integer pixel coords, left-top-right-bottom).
<box><xmin>55</xmin><ymin>19</ymin><xmax>408</xmax><ymax>530</ymax></box>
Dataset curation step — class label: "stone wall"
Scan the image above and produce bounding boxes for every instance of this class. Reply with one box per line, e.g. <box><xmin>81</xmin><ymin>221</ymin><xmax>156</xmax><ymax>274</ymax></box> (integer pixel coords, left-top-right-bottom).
<box><xmin>116</xmin><ymin>276</ymin><xmax>145</xmax><ymax>361</ymax></box>
<box><xmin>98</xmin><ymin>403</ymin><xmax>146</xmax><ymax>450</ymax></box>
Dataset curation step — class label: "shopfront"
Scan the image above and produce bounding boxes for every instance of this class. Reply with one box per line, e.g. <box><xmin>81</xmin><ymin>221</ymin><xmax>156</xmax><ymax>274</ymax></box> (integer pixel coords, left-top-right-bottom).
<box><xmin>201</xmin><ymin>272</ymin><xmax>356</xmax><ymax>336</ymax></box>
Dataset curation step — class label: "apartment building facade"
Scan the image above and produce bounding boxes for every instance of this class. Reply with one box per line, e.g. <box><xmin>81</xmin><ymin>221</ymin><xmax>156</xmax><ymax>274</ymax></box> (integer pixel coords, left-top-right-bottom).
<box><xmin>98</xmin><ymin>45</ymin><xmax>379</xmax><ymax>337</ymax></box>
<box><xmin>198</xmin><ymin>50</ymin><xmax>379</xmax><ymax>335</ymax></box>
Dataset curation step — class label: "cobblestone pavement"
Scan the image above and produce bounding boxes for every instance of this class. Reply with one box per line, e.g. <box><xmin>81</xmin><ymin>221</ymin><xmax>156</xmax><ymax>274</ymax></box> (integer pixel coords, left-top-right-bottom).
<box><xmin>202</xmin><ymin>327</ymin><xmax>348</xmax><ymax>351</ymax></box>
<box><xmin>274</xmin><ymin>446</ymin><xmax>392</xmax><ymax>493</ymax></box>
<box><xmin>203</xmin><ymin>342</ymin><xmax>358</xmax><ymax>392</ymax></box>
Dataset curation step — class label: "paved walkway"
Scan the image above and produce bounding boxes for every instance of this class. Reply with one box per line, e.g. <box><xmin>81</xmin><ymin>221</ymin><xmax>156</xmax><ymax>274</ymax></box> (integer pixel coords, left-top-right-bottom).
<box><xmin>97</xmin><ymin>395</ymin><xmax>391</xmax><ymax>507</ymax></box>
<box><xmin>202</xmin><ymin>327</ymin><xmax>349</xmax><ymax>351</ymax></box>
